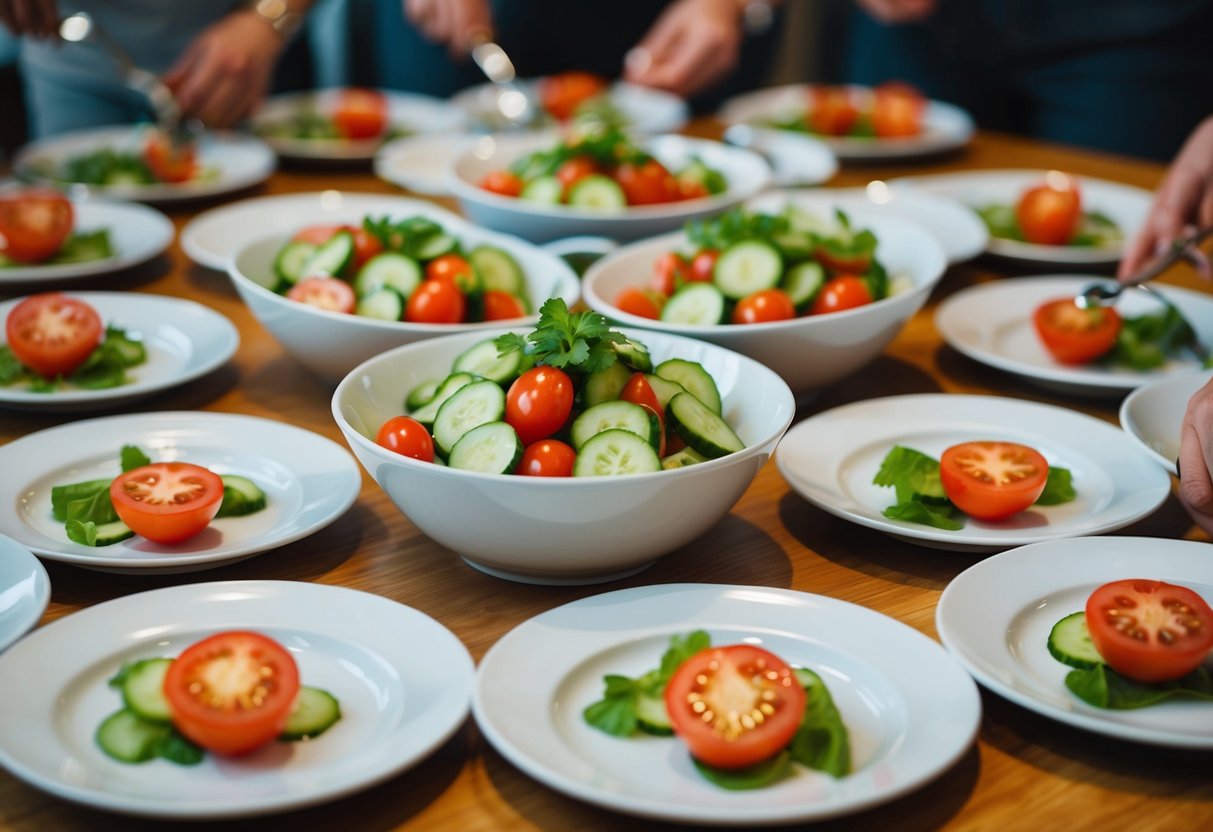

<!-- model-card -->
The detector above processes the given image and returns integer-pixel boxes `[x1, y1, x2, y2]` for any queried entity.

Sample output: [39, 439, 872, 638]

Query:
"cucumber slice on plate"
[432, 379, 507, 456]
[90, 520, 135, 546]
[668, 392, 743, 459]
[216, 474, 268, 518]
[409, 372, 477, 425]
[781, 261, 825, 308]
[574, 429, 661, 476]
[470, 245, 526, 296]
[636, 692, 673, 735]
[274, 241, 317, 286]
[520, 175, 563, 205]
[453, 336, 526, 385]
[1047, 612, 1105, 670]
[661, 283, 726, 326]
[300, 230, 355, 278]
[447, 421, 523, 474]
[115, 658, 173, 722]
[354, 252, 421, 299]
[571, 400, 660, 451]
[713, 240, 783, 300]
[280, 686, 342, 740]
[95, 709, 168, 763]
[655, 358, 721, 414]
[355, 287, 405, 321]
[568, 175, 627, 213]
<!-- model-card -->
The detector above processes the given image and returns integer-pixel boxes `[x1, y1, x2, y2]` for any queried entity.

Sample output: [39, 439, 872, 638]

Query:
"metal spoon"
[468, 33, 539, 130]
[1076, 224, 1213, 309]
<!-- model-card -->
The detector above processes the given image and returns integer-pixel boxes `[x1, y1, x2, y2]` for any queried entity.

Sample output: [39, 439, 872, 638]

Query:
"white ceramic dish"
[0, 199, 174, 283]
[747, 182, 987, 265]
[582, 196, 947, 396]
[227, 196, 579, 382]
[0, 292, 238, 412]
[374, 131, 476, 196]
[452, 79, 688, 134]
[776, 394, 1170, 552]
[474, 583, 980, 825]
[0, 412, 360, 573]
[718, 84, 975, 161]
[251, 88, 465, 162]
[720, 124, 839, 188]
[1119, 369, 1213, 476]
[332, 328, 795, 584]
[14, 125, 275, 204]
[0, 579, 474, 818]
[892, 170, 1152, 265]
[449, 132, 772, 243]
[937, 536, 1213, 747]
[935, 276, 1213, 396]
[0, 535, 50, 653]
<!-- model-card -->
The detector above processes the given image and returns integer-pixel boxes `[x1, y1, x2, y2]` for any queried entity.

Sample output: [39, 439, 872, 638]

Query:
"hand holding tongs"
[1076, 224, 1213, 309]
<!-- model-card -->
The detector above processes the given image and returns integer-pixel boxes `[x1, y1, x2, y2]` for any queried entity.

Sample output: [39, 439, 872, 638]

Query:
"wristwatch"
[249, 0, 305, 40]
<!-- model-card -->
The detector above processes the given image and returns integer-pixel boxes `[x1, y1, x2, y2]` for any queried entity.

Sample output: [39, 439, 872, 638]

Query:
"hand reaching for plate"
[403, 0, 493, 56]
[623, 0, 745, 99]
[1178, 373, 1213, 536]
[0, 0, 58, 38]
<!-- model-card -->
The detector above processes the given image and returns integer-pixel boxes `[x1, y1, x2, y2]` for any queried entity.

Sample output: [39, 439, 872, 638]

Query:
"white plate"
[892, 170, 1152, 265]
[718, 125, 839, 189]
[0, 292, 238, 411]
[0, 412, 360, 573]
[747, 183, 987, 265]
[935, 276, 1213, 396]
[374, 131, 477, 196]
[775, 394, 1170, 552]
[0, 579, 474, 818]
[937, 536, 1213, 747]
[718, 84, 974, 161]
[0, 535, 49, 653]
[14, 126, 276, 204]
[1119, 369, 1213, 476]
[251, 88, 465, 162]
[473, 583, 980, 825]
[452, 79, 688, 134]
[0, 199, 174, 284]
[181, 191, 424, 271]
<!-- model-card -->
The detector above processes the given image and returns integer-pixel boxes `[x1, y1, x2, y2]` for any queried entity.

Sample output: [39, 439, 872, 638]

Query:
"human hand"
[1178, 374, 1213, 536]
[623, 0, 744, 99]
[162, 10, 286, 128]
[1119, 115, 1213, 279]
[855, 0, 938, 24]
[403, 0, 492, 56]
[0, 0, 58, 38]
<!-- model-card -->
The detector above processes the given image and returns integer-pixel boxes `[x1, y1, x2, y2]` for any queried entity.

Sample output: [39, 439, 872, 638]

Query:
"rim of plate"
[452, 79, 689, 134]
[0, 534, 50, 653]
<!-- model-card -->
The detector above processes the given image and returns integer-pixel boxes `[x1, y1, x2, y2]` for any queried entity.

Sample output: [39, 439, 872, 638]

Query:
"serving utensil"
[467, 32, 539, 129]
[1076, 224, 1213, 309]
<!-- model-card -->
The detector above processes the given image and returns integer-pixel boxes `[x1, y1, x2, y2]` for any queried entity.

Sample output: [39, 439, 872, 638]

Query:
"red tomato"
[678, 179, 710, 200]
[538, 71, 608, 120]
[291, 224, 345, 246]
[425, 254, 476, 292]
[809, 275, 872, 315]
[614, 159, 680, 206]
[815, 247, 873, 274]
[516, 438, 577, 477]
[651, 251, 689, 295]
[287, 276, 356, 314]
[1033, 298, 1122, 364]
[1085, 579, 1213, 684]
[620, 372, 666, 456]
[163, 631, 301, 756]
[505, 366, 574, 446]
[665, 645, 806, 770]
[556, 156, 600, 194]
[376, 415, 435, 462]
[614, 287, 665, 319]
[0, 190, 73, 263]
[807, 86, 859, 136]
[406, 278, 466, 323]
[1017, 175, 1082, 245]
[4, 292, 103, 378]
[482, 289, 528, 321]
[480, 170, 525, 198]
[143, 132, 197, 183]
[333, 88, 388, 139]
[871, 82, 924, 138]
[939, 441, 1049, 521]
[110, 462, 225, 544]
[349, 227, 383, 271]
[689, 249, 719, 283]
[733, 289, 796, 324]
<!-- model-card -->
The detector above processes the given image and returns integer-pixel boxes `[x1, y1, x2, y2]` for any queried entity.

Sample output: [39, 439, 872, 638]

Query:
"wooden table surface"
[2, 126, 1212, 831]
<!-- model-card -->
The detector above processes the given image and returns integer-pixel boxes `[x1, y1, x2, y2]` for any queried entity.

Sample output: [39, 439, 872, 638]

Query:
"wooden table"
[3, 128, 1212, 831]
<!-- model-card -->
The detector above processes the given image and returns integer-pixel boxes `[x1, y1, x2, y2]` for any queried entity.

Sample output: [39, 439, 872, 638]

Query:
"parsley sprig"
[495, 298, 628, 373]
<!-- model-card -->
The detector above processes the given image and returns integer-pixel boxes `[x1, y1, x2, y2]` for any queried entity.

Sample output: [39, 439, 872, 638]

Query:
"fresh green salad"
[978, 203, 1122, 248]
[0, 229, 112, 269]
[0, 325, 143, 392]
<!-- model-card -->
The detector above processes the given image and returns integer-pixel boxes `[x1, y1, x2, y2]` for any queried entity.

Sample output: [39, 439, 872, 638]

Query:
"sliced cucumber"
[784, 204, 834, 236]
[115, 658, 173, 722]
[613, 338, 652, 373]
[573, 429, 661, 477]
[772, 231, 815, 260]
[300, 230, 355, 278]
[713, 240, 783, 300]
[414, 232, 457, 261]
[92, 520, 135, 546]
[584, 361, 632, 407]
[520, 175, 563, 205]
[281, 686, 342, 741]
[405, 379, 441, 411]
[355, 287, 405, 321]
[655, 358, 721, 414]
[781, 261, 825, 308]
[354, 252, 421, 299]
[571, 400, 660, 451]
[409, 372, 477, 425]
[661, 447, 709, 470]
[568, 175, 627, 213]
[432, 379, 507, 456]
[453, 337, 525, 385]
[635, 692, 673, 735]
[661, 282, 725, 326]
[1047, 612, 1104, 670]
[470, 246, 526, 296]
[274, 241, 317, 286]
[447, 421, 523, 474]
[96, 709, 168, 764]
[668, 392, 743, 459]
[216, 475, 268, 518]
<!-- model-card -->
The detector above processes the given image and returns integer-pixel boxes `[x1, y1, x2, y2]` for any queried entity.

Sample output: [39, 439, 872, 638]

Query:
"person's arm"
[402, 0, 493, 56]
[1178, 375, 1213, 535]
[0, 0, 57, 38]
[854, 0, 937, 24]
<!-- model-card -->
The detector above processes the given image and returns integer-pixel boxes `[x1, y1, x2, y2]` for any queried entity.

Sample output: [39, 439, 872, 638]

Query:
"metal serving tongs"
[467, 30, 540, 129]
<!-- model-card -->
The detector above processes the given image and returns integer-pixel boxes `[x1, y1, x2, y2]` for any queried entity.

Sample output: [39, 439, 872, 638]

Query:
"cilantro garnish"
[495, 298, 628, 372]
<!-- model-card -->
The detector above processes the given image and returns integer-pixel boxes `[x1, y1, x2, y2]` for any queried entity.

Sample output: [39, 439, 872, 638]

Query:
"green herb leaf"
[583, 674, 640, 737]
[873, 445, 947, 504]
[1065, 665, 1213, 709]
[65, 519, 98, 546]
[50, 478, 110, 522]
[656, 630, 711, 687]
[121, 445, 152, 472]
[1035, 466, 1076, 505]
[0, 346, 32, 384]
[496, 298, 626, 372]
[789, 668, 851, 777]
[692, 752, 792, 790]
[66, 485, 120, 525]
[154, 729, 205, 765]
[882, 499, 964, 531]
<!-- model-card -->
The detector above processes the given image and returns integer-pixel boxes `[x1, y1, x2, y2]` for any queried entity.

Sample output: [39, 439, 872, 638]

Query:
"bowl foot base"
[460, 556, 657, 586]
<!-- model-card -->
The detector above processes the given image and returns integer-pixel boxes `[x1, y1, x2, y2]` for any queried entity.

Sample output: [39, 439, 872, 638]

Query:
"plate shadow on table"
[0, 253, 172, 299]
[184, 261, 242, 303]
[792, 355, 945, 427]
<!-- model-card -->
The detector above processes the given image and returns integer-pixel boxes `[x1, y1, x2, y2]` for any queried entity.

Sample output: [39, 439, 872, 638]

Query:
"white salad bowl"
[581, 198, 948, 396]
[331, 327, 795, 585]
[227, 199, 580, 382]
[448, 132, 772, 244]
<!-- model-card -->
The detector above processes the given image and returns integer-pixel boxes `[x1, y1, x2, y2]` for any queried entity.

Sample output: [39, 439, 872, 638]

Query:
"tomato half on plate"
[0, 189, 74, 264]
[939, 441, 1049, 521]
[110, 462, 225, 544]
[538, 71, 608, 121]
[1085, 579, 1213, 683]
[1016, 175, 1081, 245]
[665, 644, 805, 770]
[4, 292, 103, 379]
[1033, 297, 1121, 364]
[143, 132, 198, 183]
[164, 631, 301, 756]
[333, 88, 388, 140]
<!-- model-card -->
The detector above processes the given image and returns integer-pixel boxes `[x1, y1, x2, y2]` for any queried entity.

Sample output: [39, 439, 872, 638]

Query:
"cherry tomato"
[665, 644, 806, 770]
[0, 189, 73, 263]
[5, 292, 103, 378]
[938, 441, 1049, 521]
[1033, 297, 1122, 364]
[1085, 579, 1213, 684]
[291, 224, 345, 246]
[733, 289, 796, 324]
[651, 251, 689, 295]
[620, 372, 666, 456]
[614, 287, 665, 319]
[814, 246, 873, 274]
[348, 227, 383, 271]
[871, 82, 924, 138]
[516, 438, 577, 477]
[163, 631, 301, 756]
[482, 289, 528, 321]
[143, 131, 197, 183]
[809, 275, 872, 315]
[505, 366, 574, 446]
[678, 178, 711, 200]
[480, 170, 525, 198]
[287, 276, 356, 314]
[1017, 174, 1082, 245]
[406, 278, 466, 323]
[110, 462, 225, 544]
[614, 159, 680, 206]
[376, 415, 435, 462]
[689, 249, 719, 283]
[332, 88, 388, 140]
[807, 86, 860, 136]
[538, 71, 608, 120]
[425, 253, 476, 292]
[556, 156, 600, 194]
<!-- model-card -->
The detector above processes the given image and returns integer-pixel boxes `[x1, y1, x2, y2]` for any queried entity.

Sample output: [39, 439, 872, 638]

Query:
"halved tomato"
[482, 289, 528, 321]
[665, 644, 806, 769]
[1017, 174, 1081, 245]
[614, 287, 665, 319]
[939, 441, 1048, 520]
[4, 292, 103, 378]
[613, 159, 680, 206]
[871, 82, 924, 138]
[538, 71, 608, 121]
[110, 462, 225, 544]
[807, 86, 859, 136]
[1085, 579, 1213, 683]
[480, 170, 524, 197]
[0, 189, 74, 263]
[1033, 297, 1121, 364]
[163, 631, 301, 756]
[287, 276, 357, 314]
[143, 132, 197, 183]
[333, 88, 388, 139]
